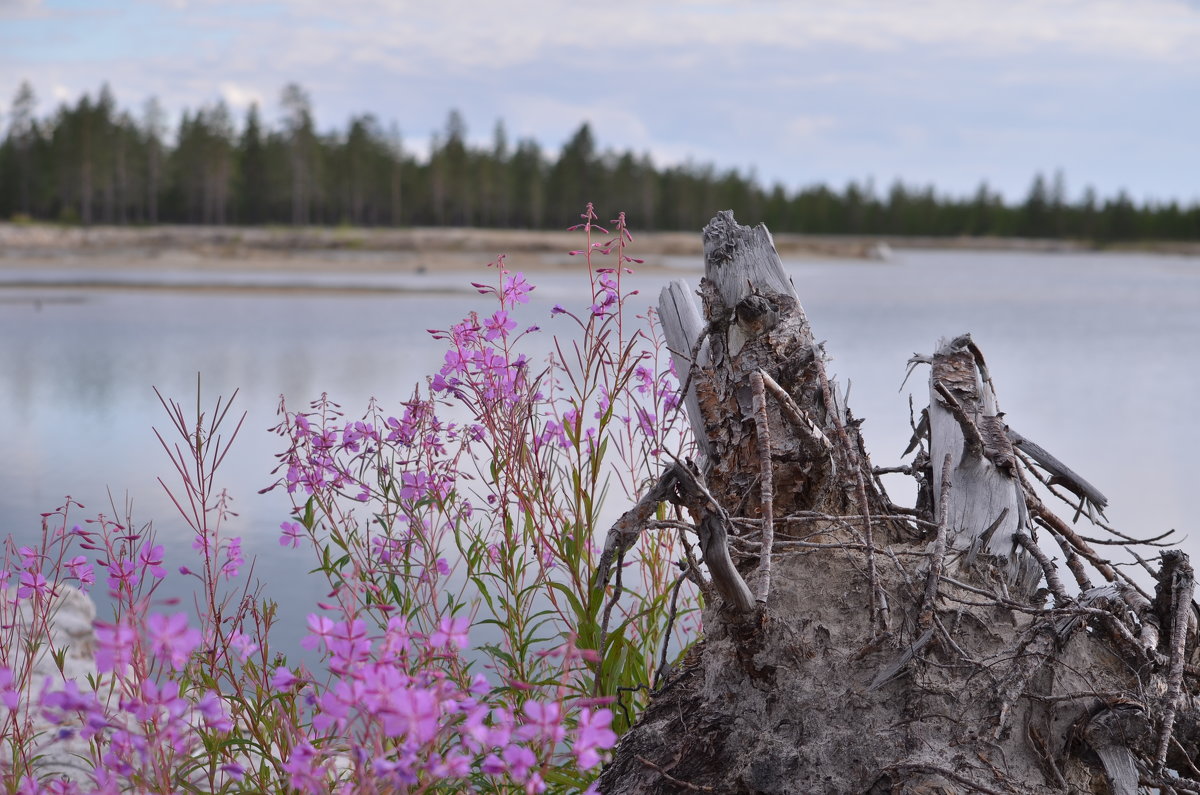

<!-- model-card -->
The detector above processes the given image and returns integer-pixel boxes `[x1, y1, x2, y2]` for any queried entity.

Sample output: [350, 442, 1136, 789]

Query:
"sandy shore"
[0, 223, 886, 276]
[0, 224, 1194, 294]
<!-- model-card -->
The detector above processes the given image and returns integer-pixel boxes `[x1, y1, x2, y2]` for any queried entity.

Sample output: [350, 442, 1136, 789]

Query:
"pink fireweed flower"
[271, 666, 298, 690]
[104, 556, 139, 594]
[64, 555, 95, 591]
[131, 678, 188, 723]
[380, 685, 440, 744]
[429, 616, 470, 650]
[574, 707, 618, 769]
[17, 546, 40, 568]
[481, 752, 505, 776]
[227, 629, 259, 662]
[379, 615, 412, 661]
[0, 667, 21, 710]
[281, 740, 324, 792]
[40, 679, 103, 727]
[137, 543, 167, 579]
[502, 744, 537, 781]
[326, 618, 372, 672]
[145, 612, 202, 670]
[502, 272, 534, 305]
[518, 699, 565, 744]
[483, 310, 517, 341]
[195, 690, 234, 732]
[16, 570, 48, 599]
[279, 521, 304, 548]
[221, 537, 244, 579]
[94, 620, 137, 674]
[301, 613, 337, 651]
[313, 677, 366, 733]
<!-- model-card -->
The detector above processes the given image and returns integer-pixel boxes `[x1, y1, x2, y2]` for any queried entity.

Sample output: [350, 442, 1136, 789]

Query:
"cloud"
[3, 0, 1198, 201]
[219, 81, 263, 111]
[248, 0, 1200, 67]
[0, 0, 41, 17]
[785, 115, 837, 139]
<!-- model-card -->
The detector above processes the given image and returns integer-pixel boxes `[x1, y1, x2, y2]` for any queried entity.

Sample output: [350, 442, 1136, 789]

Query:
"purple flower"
[379, 615, 412, 660]
[219, 763, 245, 782]
[94, 620, 137, 674]
[195, 690, 233, 732]
[279, 521, 304, 548]
[16, 570, 48, 600]
[383, 686, 440, 744]
[301, 614, 336, 651]
[481, 753, 505, 776]
[41, 679, 101, 725]
[483, 310, 517, 341]
[502, 272, 534, 305]
[574, 707, 618, 769]
[103, 559, 139, 598]
[503, 744, 536, 780]
[64, 555, 95, 591]
[0, 667, 21, 710]
[270, 666, 298, 691]
[281, 740, 323, 792]
[327, 618, 372, 672]
[221, 537, 244, 580]
[17, 546, 39, 568]
[145, 612, 202, 670]
[138, 543, 167, 579]
[518, 700, 565, 743]
[429, 616, 470, 650]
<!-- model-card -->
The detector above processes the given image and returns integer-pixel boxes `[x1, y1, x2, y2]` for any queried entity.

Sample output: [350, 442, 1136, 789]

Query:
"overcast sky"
[2, 0, 1198, 204]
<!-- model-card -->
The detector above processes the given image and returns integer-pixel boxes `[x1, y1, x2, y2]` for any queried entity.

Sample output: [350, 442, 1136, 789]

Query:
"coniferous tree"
[0, 81, 1195, 241]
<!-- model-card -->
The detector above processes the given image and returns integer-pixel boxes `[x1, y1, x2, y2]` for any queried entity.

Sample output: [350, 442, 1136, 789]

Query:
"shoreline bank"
[6, 223, 1193, 261]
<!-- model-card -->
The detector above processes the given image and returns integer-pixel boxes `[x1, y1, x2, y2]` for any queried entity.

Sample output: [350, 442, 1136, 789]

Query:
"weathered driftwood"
[595, 211, 1200, 794]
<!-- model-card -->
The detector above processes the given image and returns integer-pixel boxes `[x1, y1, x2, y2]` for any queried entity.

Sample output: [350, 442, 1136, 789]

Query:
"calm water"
[2, 248, 1198, 653]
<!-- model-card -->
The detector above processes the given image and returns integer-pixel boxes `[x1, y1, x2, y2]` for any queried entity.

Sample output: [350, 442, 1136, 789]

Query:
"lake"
[2, 246, 1198, 656]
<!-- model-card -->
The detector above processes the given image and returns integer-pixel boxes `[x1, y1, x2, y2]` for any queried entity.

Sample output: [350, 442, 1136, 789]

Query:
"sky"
[1, 0, 1198, 204]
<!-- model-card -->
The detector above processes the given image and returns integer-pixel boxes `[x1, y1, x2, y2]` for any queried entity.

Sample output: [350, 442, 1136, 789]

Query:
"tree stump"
[596, 211, 1199, 794]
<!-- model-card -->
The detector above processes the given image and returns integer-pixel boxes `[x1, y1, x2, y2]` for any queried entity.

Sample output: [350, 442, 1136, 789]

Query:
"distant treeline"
[1, 81, 1197, 241]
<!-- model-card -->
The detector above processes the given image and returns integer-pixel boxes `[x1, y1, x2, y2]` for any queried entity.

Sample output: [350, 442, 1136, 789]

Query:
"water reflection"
[1, 249, 1198, 658]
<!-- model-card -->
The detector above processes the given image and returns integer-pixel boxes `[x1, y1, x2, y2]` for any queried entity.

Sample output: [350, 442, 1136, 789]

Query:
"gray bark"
[597, 211, 1200, 794]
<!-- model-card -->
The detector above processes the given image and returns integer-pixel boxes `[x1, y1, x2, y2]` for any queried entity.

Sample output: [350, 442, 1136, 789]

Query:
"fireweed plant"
[0, 206, 701, 793]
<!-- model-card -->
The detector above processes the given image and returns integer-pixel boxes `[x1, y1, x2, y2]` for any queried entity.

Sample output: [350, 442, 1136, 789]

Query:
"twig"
[668, 463, 755, 613]
[749, 371, 774, 605]
[595, 549, 627, 698]
[883, 763, 1008, 795]
[635, 755, 715, 792]
[1012, 533, 1070, 605]
[1023, 483, 1118, 583]
[758, 368, 832, 453]
[933, 380, 985, 460]
[653, 568, 692, 690]
[1039, 524, 1095, 591]
[816, 359, 884, 632]
[1155, 551, 1194, 771]
[920, 454, 952, 629]
[595, 468, 678, 588]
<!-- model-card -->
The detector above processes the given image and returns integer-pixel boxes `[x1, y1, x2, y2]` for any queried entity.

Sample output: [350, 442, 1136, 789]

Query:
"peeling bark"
[596, 211, 1200, 794]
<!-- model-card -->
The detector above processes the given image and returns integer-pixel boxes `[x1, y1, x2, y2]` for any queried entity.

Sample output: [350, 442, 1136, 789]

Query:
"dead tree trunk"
[596, 211, 1200, 794]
